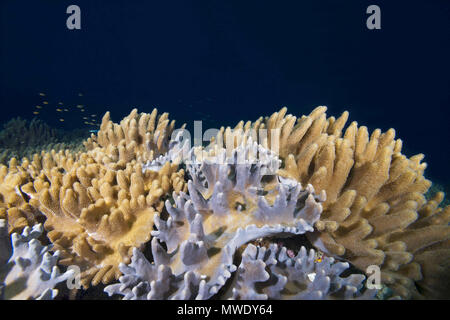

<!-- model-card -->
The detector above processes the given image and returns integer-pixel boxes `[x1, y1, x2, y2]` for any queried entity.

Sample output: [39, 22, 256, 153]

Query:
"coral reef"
[105, 141, 324, 299]
[214, 107, 450, 299]
[0, 109, 187, 288]
[27, 158, 184, 288]
[0, 117, 86, 165]
[0, 106, 448, 300]
[0, 219, 73, 299]
[0, 158, 46, 235]
[226, 243, 376, 300]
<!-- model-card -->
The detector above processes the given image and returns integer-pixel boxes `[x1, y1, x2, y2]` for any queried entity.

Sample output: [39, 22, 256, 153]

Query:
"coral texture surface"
[0, 107, 448, 300]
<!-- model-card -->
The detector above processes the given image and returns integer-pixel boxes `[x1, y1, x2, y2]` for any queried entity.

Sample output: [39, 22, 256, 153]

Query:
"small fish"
[43, 101, 48, 105]
[78, 93, 83, 96]
[77, 105, 84, 108]
[89, 129, 99, 134]
[33, 111, 39, 115]
[59, 119, 64, 122]
[58, 102, 63, 105]
[91, 114, 96, 117]
[81, 109, 85, 112]
[314, 251, 324, 263]
[64, 109, 68, 111]
[84, 121, 90, 125]
[39, 93, 46, 96]
[83, 117, 88, 120]
[36, 106, 42, 109]
[56, 108, 62, 112]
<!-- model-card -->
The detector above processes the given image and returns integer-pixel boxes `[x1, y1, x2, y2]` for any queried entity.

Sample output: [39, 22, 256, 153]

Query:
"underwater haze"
[1, 0, 449, 185]
[2, 0, 449, 188]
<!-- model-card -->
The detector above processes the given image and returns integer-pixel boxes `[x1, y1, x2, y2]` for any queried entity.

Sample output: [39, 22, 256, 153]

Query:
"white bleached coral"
[227, 243, 377, 300]
[0, 220, 74, 300]
[105, 141, 324, 299]
[104, 240, 210, 300]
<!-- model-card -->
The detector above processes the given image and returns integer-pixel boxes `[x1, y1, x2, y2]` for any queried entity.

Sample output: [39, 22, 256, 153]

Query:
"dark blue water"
[1, 0, 449, 186]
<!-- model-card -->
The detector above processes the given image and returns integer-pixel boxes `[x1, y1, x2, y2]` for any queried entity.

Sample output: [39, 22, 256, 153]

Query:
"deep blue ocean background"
[0, 0, 449, 188]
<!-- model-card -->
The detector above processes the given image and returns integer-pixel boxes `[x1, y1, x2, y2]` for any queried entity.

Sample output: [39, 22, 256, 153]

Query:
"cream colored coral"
[23, 158, 184, 287]
[381, 192, 450, 299]
[0, 159, 43, 234]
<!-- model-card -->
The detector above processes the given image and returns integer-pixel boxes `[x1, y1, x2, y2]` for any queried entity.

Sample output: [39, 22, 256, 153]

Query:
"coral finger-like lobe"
[84, 108, 180, 166]
[227, 243, 377, 300]
[104, 241, 210, 300]
[105, 141, 324, 299]
[0, 220, 74, 300]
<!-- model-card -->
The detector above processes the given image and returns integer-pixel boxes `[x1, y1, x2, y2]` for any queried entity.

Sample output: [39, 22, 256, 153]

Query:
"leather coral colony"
[0, 107, 448, 300]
